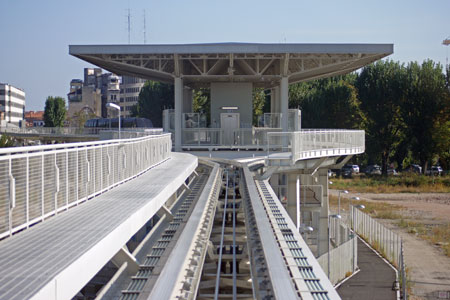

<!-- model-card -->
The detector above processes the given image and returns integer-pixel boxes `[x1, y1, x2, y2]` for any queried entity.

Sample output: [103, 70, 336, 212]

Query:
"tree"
[44, 96, 67, 127]
[131, 81, 174, 127]
[401, 60, 450, 172]
[289, 75, 362, 130]
[0, 135, 15, 148]
[356, 60, 406, 174]
[252, 88, 267, 126]
[192, 88, 211, 126]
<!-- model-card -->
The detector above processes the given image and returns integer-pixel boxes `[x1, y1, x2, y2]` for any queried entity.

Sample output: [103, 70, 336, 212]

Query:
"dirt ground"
[332, 191, 450, 300]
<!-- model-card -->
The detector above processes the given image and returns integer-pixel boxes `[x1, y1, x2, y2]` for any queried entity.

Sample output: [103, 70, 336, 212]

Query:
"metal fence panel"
[0, 134, 171, 239]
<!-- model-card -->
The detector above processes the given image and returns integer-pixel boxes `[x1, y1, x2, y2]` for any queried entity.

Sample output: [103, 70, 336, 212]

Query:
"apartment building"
[120, 76, 146, 117]
[0, 83, 25, 126]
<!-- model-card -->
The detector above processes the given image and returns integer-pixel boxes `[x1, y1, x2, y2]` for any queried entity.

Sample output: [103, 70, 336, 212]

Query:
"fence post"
[26, 156, 29, 227]
[41, 153, 44, 218]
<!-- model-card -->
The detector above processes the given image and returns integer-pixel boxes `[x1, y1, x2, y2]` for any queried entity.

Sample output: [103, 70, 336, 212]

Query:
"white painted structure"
[69, 43, 393, 151]
[0, 83, 25, 126]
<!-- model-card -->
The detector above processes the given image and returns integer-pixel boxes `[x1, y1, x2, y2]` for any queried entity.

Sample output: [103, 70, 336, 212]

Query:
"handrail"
[267, 129, 365, 163]
[0, 133, 172, 239]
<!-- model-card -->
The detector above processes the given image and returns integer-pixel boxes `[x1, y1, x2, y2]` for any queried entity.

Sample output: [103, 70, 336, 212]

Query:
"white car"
[351, 165, 360, 174]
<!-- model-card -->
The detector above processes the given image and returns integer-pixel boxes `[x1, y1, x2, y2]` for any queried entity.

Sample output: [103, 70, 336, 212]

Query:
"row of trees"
[290, 60, 449, 173]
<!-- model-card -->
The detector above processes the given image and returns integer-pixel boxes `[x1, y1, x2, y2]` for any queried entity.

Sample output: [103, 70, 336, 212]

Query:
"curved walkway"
[337, 238, 397, 300]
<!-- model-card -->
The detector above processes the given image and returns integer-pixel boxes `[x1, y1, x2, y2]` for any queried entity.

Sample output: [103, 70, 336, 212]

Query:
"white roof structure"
[69, 42, 393, 88]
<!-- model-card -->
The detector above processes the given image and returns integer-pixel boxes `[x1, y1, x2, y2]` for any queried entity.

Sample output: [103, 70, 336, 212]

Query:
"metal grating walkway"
[0, 152, 197, 300]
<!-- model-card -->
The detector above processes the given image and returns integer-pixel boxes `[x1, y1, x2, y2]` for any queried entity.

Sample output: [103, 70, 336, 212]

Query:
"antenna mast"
[443, 37, 450, 69]
[127, 7, 131, 44]
[143, 9, 147, 44]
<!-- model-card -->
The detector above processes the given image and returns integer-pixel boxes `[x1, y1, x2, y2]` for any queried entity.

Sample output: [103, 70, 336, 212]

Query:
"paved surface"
[0, 153, 197, 300]
[337, 238, 397, 300]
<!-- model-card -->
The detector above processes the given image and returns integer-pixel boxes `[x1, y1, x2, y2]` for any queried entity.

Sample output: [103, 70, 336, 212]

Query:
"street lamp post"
[106, 102, 121, 140]
[328, 214, 341, 279]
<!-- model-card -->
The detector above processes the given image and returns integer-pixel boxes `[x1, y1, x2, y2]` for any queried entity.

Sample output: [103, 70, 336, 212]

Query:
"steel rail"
[242, 166, 300, 300]
[214, 170, 229, 300]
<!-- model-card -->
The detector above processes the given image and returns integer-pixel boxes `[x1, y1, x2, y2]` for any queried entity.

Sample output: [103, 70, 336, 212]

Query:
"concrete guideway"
[0, 152, 197, 300]
[336, 238, 396, 300]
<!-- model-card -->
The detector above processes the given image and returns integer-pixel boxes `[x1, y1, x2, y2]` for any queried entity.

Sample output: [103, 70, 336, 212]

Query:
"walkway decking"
[0, 152, 197, 300]
[337, 238, 396, 300]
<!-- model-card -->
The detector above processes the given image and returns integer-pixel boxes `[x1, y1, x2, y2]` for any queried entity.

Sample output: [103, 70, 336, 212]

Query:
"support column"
[317, 168, 330, 257]
[270, 88, 276, 114]
[280, 77, 289, 132]
[174, 77, 183, 151]
[183, 88, 193, 113]
[275, 86, 280, 114]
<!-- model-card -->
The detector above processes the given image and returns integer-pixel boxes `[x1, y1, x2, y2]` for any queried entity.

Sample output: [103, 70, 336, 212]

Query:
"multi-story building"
[0, 83, 25, 127]
[68, 68, 145, 124]
[120, 76, 146, 117]
[99, 73, 120, 118]
[68, 69, 123, 126]
[67, 81, 102, 127]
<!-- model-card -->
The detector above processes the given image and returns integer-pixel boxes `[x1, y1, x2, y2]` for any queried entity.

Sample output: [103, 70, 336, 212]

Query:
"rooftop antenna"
[443, 36, 450, 69]
[143, 9, 147, 44]
[127, 4, 131, 44]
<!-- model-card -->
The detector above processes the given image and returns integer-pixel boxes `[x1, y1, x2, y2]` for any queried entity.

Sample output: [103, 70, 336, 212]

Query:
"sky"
[0, 0, 449, 111]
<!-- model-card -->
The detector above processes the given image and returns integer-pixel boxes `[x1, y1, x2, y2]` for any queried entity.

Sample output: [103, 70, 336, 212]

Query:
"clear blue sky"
[1, 0, 449, 111]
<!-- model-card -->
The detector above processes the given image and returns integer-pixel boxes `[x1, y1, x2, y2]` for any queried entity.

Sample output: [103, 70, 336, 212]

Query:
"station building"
[70, 42, 393, 257]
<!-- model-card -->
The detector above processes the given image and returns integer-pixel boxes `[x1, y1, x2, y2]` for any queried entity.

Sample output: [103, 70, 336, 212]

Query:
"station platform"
[0, 152, 197, 300]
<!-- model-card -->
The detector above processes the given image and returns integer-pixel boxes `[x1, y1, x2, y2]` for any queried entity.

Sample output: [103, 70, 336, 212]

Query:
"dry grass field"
[329, 176, 450, 299]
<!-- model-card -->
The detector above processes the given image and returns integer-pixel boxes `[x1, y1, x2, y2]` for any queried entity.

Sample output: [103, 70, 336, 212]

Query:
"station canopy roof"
[69, 42, 393, 88]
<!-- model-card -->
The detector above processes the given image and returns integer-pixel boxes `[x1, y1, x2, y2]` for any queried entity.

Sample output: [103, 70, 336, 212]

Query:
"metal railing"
[352, 207, 401, 267]
[352, 207, 407, 298]
[0, 127, 163, 136]
[0, 134, 172, 239]
[317, 237, 356, 285]
[180, 127, 282, 148]
[267, 129, 365, 163]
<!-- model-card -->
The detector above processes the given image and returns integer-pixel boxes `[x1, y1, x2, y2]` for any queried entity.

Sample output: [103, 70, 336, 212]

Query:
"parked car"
[427, 166, 443, 176]
[365, 164, 382, 175]
[342, 164, 359, 174]
[387, 167, 399, 176]
[328, 169, 336, 177]
[405, 164, 422, 174]
[341, 165, 354, 178]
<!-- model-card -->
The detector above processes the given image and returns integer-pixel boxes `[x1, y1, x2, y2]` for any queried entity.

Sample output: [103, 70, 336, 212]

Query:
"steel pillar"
[317, 168, 330, 257]
[174, 77, 183, 151]
[280, 77, 289, 132]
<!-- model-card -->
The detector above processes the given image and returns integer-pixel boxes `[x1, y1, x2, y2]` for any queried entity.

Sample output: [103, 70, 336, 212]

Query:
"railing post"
[100, 147, 103, 192]
[66, 151, 69, 209]
[9, 158, 15, 236]
[26, 155, 29, 227]
[86, 150, 90, 201]
[76, 148, 79, 205]
[41, 153, 44, 218]
[54, 153, 60, 214]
